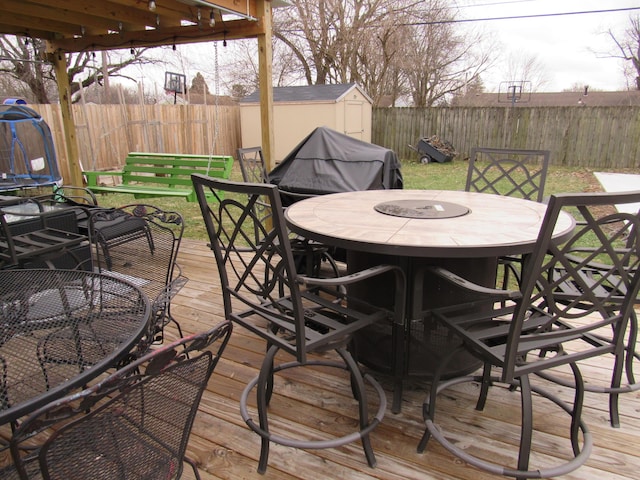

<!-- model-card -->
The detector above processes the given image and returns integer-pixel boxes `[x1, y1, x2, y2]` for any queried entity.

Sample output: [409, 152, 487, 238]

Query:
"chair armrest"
[298, 264, 404, 287]
[299, 264, 407, 325]
[426, 266, 521, 300]
[166, 267, 189, 300]
[51, 185, 99, 206]
[151, 266, 188, 311]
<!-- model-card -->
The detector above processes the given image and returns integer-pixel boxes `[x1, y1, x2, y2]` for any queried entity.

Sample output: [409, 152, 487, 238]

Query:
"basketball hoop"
[498, 80, 531, 106]
[164, 71, 186, 104]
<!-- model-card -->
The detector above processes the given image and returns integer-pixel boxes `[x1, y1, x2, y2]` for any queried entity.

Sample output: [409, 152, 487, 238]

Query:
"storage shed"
[240, 83, 372, 161]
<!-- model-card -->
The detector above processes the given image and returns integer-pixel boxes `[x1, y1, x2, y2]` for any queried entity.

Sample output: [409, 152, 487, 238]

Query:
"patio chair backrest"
[503, 190, 640, 381]
[237, 146, 269, 184]
[466, 147, 550, 202]
[8, 322, 232, 480]
[89, 204, 187, 348]
[193, 174, 405, 366]
[192, 175, 314, 360]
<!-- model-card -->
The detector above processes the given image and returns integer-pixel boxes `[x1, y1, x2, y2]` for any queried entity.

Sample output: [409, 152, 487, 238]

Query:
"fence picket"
[32, 104, 639, 182]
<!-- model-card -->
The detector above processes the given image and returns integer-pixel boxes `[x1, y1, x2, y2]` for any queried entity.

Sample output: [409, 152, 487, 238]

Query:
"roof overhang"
[0, 0, 286, 53]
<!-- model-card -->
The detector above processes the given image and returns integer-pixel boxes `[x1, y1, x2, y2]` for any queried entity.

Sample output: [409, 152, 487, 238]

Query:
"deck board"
[173, 239, 640, 480]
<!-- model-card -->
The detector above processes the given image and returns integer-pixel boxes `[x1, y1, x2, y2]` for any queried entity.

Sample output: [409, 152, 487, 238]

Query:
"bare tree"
[217, 37, 301, 98]
[266, 0, 493, 107]
[272, 0, 425, 104]
[503, 52, 549, 93]
[0, 35, 156, 103]
[606, 15, 640, 90]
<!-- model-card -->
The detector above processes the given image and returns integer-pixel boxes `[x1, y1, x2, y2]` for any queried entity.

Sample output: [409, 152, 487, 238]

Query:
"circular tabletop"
[285, 189, 576, 258]
[0, 269, 150, 425]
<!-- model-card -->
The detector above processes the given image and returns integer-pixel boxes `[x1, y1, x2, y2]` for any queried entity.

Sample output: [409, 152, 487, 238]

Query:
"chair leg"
[475, 362, 492, 411]
[516, 375, 534, 475]
[256, 344, 279, 474]
[239, 345, 387, 474]
[337, 347, 376, 468]
[184, 456, 202, 480]
[422, 373, 593, 478]
[390, 319, 406, 414]
[417, 345, 461, 453]
[569, 362, 585, 454]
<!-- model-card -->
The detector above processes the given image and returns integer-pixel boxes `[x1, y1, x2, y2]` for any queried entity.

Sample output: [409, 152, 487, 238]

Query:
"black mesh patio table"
[0, 268, 150, 425]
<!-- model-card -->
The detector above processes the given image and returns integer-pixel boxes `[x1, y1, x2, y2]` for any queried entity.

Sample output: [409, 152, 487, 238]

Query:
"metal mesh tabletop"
[0, 269, 150, 425]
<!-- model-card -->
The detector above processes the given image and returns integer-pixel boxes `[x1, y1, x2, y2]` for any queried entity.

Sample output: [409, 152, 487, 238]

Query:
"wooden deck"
[173, 239, 640, 480]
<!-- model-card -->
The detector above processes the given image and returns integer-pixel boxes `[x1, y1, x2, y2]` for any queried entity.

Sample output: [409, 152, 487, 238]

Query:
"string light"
[148, 0, 156, 12]
[209, 9, 215, 28]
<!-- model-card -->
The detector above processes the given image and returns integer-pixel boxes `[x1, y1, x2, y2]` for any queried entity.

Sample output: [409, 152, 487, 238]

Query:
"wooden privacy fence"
[32, 104, 640, 182]
[33, 103, 241, 183]
[374, 106, 640, 169]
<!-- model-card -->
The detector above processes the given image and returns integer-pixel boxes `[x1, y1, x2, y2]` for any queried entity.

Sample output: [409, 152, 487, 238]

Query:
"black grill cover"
[269, 127, 402, 204]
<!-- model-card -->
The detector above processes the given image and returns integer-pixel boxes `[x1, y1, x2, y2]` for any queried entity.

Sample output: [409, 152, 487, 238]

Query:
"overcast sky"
[456, 0, 640, 92]
[127, 0, 640, 98]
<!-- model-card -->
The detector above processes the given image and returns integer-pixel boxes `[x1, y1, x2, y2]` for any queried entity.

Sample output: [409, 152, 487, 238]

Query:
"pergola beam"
[46, 19, 265, 53]
[0, 0, 278, 187]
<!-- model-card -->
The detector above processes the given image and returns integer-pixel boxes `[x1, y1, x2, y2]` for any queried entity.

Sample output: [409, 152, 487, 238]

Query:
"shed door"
[344, 101, 364, 139]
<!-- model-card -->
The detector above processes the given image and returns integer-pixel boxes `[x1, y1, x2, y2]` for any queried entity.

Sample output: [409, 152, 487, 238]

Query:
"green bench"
[83, 152, 234, 202]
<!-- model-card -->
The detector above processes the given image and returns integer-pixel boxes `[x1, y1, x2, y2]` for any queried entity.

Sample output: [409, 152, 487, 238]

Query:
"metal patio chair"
[536, 200, 640, 427]
[465, 147, 550, 202]
[89, 204, 188, 346]
[0, 199, 88, 270]
[417, 190, 640, 478]
[466, 147, 551, 293]
[237, 146, 340, 277]
[2, 322, 232, 480]
[192, 174, 406, 474]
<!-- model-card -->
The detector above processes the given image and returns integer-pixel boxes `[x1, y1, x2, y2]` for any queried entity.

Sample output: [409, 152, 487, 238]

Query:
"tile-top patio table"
[285, 189, 575, 412]
[0, 268, 150, 426]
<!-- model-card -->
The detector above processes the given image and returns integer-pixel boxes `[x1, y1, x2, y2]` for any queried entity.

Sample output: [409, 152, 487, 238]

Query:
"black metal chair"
[192, 174, 406, 474]
[34, 185, 100, 235]
[465, 147, 550, 202]
[237, 146, 269, 186]
[417, 190, 640, 478]
[0, 199, 88, 270]
[2, 322, 232, 480]
[237, 146, 340, 277]
[536, 202, 640, 427]
[466, 147, 552, 294]
[89, 204, 188, 346]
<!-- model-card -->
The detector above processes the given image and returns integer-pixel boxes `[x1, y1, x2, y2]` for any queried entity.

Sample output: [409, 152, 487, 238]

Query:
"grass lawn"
[90, 159, 614, 242]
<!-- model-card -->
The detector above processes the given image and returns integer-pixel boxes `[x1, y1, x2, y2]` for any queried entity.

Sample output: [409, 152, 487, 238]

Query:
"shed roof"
[240, 83, 371, 104]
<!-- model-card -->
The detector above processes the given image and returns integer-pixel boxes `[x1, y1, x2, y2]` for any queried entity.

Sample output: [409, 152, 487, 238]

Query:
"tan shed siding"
[240, 84, 374, 161]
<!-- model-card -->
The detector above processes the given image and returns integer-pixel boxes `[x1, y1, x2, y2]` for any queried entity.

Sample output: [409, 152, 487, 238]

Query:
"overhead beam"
[25, 0, 175, 32]
[46, 18, 264, 52]
[176, 0, 258, 19]
[0, 11, 82, 37]
[0, 1, 121, 36]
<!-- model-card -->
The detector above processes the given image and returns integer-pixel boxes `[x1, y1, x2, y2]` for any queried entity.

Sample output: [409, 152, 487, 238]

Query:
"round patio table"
[0, 268, 150, 425]
[285, 189, 575, 412]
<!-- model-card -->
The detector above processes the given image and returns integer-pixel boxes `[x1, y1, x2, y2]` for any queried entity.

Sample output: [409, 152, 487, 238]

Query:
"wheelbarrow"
[409, 136, 455, 164]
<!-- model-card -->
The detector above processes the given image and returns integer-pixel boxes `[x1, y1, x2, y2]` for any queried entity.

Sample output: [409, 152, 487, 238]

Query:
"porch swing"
[0, 103, 63, 193]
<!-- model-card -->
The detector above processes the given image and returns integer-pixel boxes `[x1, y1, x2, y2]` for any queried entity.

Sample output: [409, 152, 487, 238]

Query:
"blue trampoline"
[0, 104, 62, 192]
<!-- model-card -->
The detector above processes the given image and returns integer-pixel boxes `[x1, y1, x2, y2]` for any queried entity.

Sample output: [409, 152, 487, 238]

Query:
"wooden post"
[257, 0, 275, 170]
[51, 51, 83, 187]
